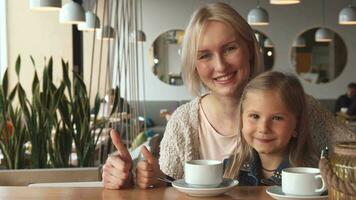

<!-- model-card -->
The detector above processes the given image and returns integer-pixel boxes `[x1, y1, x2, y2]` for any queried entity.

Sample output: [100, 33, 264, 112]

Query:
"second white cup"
[184, 160, 223, 187]
[282, 167, 327, 196]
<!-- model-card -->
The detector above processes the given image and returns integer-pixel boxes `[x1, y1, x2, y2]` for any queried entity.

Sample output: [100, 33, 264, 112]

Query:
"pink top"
[198, 103, 238, 161]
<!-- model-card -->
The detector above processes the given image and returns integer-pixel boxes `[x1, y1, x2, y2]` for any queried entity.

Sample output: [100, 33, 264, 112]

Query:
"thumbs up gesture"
[136, 146, 166, 189]
[102, 129, 133, 189]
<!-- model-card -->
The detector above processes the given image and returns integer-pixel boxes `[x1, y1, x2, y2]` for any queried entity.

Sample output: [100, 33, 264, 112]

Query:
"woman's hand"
[102, 129, 133, 189]
[136, 146, 167, 189]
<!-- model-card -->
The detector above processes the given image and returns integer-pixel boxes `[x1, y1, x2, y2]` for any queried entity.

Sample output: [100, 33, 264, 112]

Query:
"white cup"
[282, 167, 327, 196]
[340, 107, 348, 113]
[184, 160, 223, 187]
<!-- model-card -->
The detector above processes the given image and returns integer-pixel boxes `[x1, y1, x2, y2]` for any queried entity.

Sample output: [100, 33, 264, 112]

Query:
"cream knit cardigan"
[158, 96, 356, 180]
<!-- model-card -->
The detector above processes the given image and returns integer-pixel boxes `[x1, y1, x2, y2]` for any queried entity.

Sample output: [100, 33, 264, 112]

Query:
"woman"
[102, 2, 356, 189]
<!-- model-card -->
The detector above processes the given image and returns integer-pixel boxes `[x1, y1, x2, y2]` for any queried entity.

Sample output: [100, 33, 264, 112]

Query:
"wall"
[0, 0, 7, 79]
[6, 0, 356, 102]
[6, 0, 110, 103]
[6, 0, 72, 98]
[140, 0, 356, 101]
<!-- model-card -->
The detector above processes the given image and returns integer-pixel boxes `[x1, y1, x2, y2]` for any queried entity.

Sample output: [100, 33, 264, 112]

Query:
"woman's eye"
[198, 53, 211, 60]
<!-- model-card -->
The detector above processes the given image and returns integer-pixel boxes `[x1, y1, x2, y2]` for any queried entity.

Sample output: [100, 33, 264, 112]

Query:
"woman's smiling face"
[195, 20, 251, 97]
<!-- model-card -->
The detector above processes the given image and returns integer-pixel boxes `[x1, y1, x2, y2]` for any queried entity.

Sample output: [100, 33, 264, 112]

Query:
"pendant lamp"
[59, 1, 85, 24]
[29, 0, 61, 11]
[131, 30, 146, 42]
[78, 11, 100, 31]
[248, 5, 269, 26]
[264, 38, 274, 48]
[315, 0, 332, 42]
[315, 28, 333, 42]
[339, 4, 356, 25]
[270, 0, 300, 5]
[96, 25, 116, 40]
[292, 36, 306, 47]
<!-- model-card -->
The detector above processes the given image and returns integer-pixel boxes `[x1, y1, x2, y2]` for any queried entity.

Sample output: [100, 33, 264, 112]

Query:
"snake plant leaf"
[0, 89, 4, 112]
[57, 97, 72, 128]
[15, 55, 21, 78]
[30, 55, 36, 67]
[42, 65, 49, 97]
[110, 86, 119, 116]
[17, 84, 30, 120]
[47, 57, 53, 82]
[92, 93, 101, 116]
[32, 71, 40, 94]
[52, 83, 65, 111]
[2, 68, 8, 97]
[61, 60, 70, 87]
[8, 85, 17, 102]
[0, 142, 12, 169]
[74, 74, 87, 96]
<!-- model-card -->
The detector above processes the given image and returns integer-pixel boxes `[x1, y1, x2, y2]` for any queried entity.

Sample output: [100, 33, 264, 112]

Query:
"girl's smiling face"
[241, 90, 297, 157]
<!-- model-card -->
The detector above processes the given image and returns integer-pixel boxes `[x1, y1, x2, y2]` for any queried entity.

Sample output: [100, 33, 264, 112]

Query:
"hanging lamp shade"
[29, 0, 61, 11]
[131, 30, 146, 42]
[78, 11, 100, 31]
[59, 1, 85, 24]
[339, 5, 356, 25]
[248, 6, 269, 26]
[292, 36, 306, 47]
[96, 26, 116, 40]
[264, 38, 274, 47]
[136, 30, 146, 42]
[315, 28, 333, 42]
[270, 0, 300, 5]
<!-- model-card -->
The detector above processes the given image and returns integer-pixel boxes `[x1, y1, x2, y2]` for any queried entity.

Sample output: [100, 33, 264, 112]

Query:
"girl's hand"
[136, 146, 167, 189]
[102, 130, 133, 189]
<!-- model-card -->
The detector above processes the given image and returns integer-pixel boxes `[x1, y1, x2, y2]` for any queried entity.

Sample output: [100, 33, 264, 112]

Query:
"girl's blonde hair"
[224, 71, 318, 178]
[181, 2, 264, 96]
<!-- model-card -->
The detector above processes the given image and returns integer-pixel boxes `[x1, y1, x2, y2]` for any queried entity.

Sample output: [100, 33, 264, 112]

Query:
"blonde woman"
[225, 71, 318, 186]
[102, 2, 355, 190]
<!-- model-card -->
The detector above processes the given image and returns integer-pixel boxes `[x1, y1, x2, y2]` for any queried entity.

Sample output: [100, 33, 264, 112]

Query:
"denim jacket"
[237, 151, 290, 186]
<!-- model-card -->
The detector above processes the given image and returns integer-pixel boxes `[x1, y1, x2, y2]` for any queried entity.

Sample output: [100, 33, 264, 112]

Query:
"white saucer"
[172, 178, 239, 197]
[266, 186, 328, 200]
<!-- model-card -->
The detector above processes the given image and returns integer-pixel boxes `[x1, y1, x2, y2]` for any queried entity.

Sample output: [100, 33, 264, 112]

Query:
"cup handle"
[315, 174, 327, 193]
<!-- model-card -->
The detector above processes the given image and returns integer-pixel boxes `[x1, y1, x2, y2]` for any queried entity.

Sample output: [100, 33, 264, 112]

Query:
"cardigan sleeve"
[158, 98, 201, 180]
[158, 108, 187, 180]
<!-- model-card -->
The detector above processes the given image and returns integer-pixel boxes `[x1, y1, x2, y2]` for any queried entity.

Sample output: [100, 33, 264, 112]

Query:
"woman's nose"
[214, 54, 228, 71]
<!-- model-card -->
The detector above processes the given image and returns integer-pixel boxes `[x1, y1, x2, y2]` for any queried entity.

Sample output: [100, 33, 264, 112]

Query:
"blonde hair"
[181, 2, 264, 96]
[224, 71, 317, 178]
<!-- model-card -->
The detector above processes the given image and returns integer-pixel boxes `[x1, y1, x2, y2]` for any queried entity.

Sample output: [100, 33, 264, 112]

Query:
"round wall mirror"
[149, 29, 184, 86]
[291, 28, 347, 84]
[254, 30, 275, 71]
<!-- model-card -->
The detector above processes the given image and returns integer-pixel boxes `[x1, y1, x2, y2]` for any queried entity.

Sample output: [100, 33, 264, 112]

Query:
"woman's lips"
[213, 71, 237, 84]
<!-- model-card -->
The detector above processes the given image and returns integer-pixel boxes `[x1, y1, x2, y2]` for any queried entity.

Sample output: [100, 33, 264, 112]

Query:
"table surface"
[0, 186, 274, 200]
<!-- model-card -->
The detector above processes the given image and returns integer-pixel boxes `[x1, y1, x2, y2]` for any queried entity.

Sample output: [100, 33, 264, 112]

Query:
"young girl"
[224, 71, 318, 186]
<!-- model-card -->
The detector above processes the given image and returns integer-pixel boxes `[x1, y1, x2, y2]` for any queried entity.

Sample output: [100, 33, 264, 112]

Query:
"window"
[0, 0, 7, 81]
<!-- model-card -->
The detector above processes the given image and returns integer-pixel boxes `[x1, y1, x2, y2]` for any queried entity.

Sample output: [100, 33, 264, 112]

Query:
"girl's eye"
[249, 114, 259, 119]
[272, 116, 284, 121]
[223, 46, 236, 54]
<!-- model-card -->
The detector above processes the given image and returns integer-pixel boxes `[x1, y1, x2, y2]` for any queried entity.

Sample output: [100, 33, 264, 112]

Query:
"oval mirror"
[149, 29, 184, 86]
[254, 30, 275, 71]
[291, 28, 347, 84]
